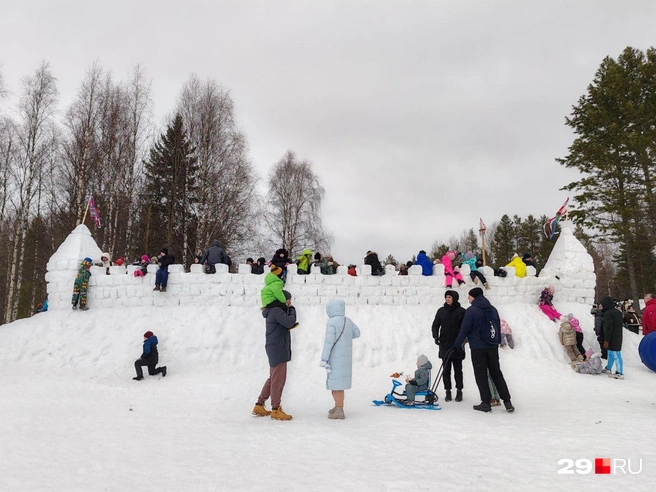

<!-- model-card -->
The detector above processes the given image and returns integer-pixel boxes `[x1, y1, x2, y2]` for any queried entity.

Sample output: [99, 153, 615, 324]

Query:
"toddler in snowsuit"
[133, 255, 150, 277]
[133, 331, 167, 380]
[441, 251, 465, 288]
[404, 354, 432, 405]
[566, 313, 586, 358]
[570, 349, 602, 374]
[539, 285, 562, 322]
[71, 258, 92, 310]
[261, 265, 287, 308]
[500, 319, 514, 349]
[559, 320, 582, 362]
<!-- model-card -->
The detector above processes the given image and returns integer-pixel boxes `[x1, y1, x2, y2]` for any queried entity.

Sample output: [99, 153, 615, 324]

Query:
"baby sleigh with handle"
[372, 349, 453, 411]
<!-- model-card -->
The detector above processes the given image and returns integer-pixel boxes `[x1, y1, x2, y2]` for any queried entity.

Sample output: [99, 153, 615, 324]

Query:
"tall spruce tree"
[558, 46, 656, 307]
[143, 114, 198, 265]
[492, 215, 515, 265]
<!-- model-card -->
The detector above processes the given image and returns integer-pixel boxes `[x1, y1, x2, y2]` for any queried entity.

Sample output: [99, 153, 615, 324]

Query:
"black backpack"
[481, 308, 502, 345]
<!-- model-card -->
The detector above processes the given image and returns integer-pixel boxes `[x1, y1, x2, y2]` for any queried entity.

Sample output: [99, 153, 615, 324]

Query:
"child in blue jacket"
[133, 331, 167, 380]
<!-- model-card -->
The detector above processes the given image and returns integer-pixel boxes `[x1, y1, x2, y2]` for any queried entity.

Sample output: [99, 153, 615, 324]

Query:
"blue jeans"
[156, 268, 169, 287]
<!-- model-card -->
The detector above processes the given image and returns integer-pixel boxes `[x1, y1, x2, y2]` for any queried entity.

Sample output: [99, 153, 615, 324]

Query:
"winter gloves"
[320, 360, 332, 373]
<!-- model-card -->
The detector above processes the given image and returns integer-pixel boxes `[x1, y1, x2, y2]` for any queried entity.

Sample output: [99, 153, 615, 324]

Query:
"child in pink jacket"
[500, 319, 514, 349]
[441, 251, 465, 288]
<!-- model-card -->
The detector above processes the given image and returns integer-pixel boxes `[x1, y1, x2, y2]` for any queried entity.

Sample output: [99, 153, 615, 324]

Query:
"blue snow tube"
[638, 332, 656, 373]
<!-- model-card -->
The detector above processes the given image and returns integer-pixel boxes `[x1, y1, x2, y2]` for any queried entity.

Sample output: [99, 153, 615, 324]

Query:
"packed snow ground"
[0, 301, 654, 492]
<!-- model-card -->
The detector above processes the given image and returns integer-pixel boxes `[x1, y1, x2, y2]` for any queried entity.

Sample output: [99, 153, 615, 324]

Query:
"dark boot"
[473, 402, 492, 412]
[445, 390, 452, 402]
[133, 376, 144, 381]
[160, 286, 167, 293]
[153, 285, 160, 291]
[504, 400, 515, 413]
[161, 366, 167, 377]
[455, 390, 463, 402]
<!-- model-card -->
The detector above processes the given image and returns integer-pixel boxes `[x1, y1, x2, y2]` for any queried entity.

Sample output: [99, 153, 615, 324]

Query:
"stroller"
[372, 349, 454, 411]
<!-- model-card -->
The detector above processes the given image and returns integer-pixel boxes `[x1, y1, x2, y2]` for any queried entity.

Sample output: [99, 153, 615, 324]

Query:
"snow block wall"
[45, 225, 596, 310]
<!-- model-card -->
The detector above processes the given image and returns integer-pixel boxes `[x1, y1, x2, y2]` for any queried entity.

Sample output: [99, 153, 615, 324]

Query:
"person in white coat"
[320, 299, 361, 420]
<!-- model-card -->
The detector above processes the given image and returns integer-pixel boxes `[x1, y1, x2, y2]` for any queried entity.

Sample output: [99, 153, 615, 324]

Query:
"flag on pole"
[544, 197, 569, 239]
[479, 218, 487, 231]
[88, 196, 102, 228]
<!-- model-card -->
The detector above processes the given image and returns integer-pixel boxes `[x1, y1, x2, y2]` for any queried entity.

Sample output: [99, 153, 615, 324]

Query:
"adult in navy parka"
[453, 288, 514, 413]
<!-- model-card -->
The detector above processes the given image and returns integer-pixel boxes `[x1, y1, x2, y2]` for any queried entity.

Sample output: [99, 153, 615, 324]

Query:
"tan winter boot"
[473, 277, 479, 285]
[252, 404, 271, 417]
[328, 407, 345, 419]
[271, 407, 293, 421]
[484, 283, 491, 290]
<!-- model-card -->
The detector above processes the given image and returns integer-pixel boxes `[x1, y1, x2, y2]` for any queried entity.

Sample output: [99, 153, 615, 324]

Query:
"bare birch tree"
[264, 150, 331, 256]
[177, 75, 257, 256]
[4, 61, 58, 323]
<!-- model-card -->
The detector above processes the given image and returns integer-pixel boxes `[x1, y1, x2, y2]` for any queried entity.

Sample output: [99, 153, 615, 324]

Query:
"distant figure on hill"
[600, 297, 624, 379]
[296, 249, 313, 275]
[415, 250, 433, 276]
[200, 239, 231, 274]
[320, 299, 361, 419]
[463, 251, 489, 290]
[324, 253, 339, 275]
[398, 264, 408, 275]
[623, 305, 640, 334]
[522, 253, 537, 273]
[347, 264, 358, 276]
[71, 258, 92, 311]
[364, 251, 384, 276]
[431, 290, 466, 402]
[500, 319, 514, 349]
[154, 248, 174, 292]
[97, 252, 112, 275]
[132, 255, 150, 277]
[271, 248, 293, 282]
[538, 285, 562, 322]
[453, 288, 514, 413]
[505, 253, 527, 278]
[642, 293, 656, 336]
[133, 331, 167, 380]
[253, 290, 299, 421]
[250, 257, 266, 275]
[441, 251, 465, 288]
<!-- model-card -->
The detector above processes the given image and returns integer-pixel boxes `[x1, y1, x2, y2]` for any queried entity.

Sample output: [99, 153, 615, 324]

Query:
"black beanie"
[469, 287, 484, 299]
[445, 290, 459, 302]
[314, 252, 321, 260]
[161, 247, 168, 254]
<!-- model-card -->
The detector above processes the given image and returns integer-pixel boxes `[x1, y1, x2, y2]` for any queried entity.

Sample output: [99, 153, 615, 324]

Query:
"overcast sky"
[2, 0, 655, 264]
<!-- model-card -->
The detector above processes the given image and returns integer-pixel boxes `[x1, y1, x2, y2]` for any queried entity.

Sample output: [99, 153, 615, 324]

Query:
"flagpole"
[81, 197, 90, 225]
[479, 219, 487, 267]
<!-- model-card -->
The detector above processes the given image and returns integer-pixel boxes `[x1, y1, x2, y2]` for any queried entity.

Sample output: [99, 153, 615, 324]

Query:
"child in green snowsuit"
[261, 265, 287, 308]
[72, 257, 93, 310]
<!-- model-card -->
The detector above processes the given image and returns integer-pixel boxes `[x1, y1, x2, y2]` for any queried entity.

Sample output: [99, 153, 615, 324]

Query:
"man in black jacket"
[600, 297, 624, 379]
[154, 248, 174, 292]
[432, 290, 466, 402]
[200, 239, 231, 274]
[253, 290, 298, 421]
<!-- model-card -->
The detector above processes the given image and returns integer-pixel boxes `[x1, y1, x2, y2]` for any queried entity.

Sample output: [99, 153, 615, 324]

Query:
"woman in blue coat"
[320, 299, 360, 420]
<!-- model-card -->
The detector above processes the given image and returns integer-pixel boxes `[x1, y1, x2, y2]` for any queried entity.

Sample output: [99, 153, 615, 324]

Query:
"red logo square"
[595, 458, 611, 474]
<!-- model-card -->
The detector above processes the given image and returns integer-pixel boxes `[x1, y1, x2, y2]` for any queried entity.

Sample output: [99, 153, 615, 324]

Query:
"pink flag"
[88, 196, 102, 228]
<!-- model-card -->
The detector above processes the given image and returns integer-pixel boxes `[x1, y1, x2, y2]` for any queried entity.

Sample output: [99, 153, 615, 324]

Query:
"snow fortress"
[44, 225, 596, 310]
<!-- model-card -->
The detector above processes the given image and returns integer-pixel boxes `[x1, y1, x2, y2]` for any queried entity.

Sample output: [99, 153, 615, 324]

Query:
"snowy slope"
[1, 301, 654, 492]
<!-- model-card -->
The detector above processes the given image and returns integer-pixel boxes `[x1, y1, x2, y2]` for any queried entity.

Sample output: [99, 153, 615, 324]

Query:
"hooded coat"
[454, 295, 501, 350]
[140, 335, 159, 363]
[408, 359, 433, 391]
[364, 251, 384, 275]
[558, 321, 577, 346]
[415, 252, 434, 276]
[321, 299, 361, 390]
[296, 249, 313, 273]
[200, 240, 231, 266]
[431, 290, 466, 359]
[642, 298, 656, 336]
[577, 354, 603, 374]
[260, 272, 286, 307]
[600, 297, 623, 351]
[263, 305, 297, 367]
[251, 257, 266, 275]
[506, 256, 527, 278]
